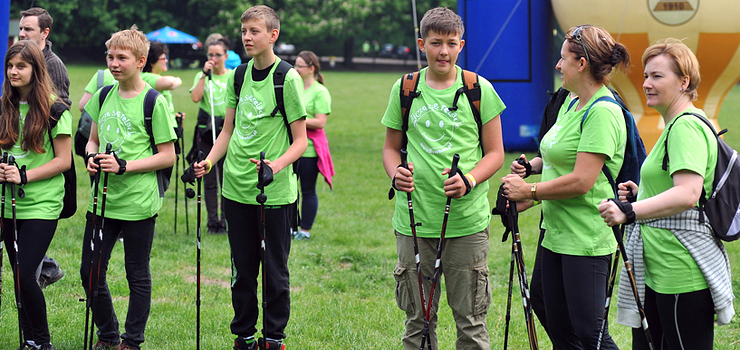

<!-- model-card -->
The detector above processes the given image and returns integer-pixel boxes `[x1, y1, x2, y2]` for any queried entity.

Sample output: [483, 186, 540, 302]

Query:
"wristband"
[206, 159, 213, 174]
[465, 173, 477, 188]
[86, 153, 98, 164]
[116, 159, 127, 175]
[202, 69, 208, 76]
[531, 183, 538, 201]
[609, 198, 636, 224]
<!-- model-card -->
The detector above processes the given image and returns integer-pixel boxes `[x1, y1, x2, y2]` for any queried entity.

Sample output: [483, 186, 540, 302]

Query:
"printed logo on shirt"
[410, 103, 461, 154]
[234, 94, 265, 140]
[98, 110, 134, 153]
[541, 124, 563, 171]
[211, 80, 227, 107]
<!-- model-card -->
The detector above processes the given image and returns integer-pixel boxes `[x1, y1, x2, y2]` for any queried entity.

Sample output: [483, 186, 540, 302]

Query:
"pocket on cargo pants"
[473, 262, 492, 315]
[394, 264, 415, 313]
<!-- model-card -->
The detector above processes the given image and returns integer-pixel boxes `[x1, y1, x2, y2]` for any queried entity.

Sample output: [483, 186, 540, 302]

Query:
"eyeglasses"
[207, 53, 224, 59]
[572, 26, 590, 65]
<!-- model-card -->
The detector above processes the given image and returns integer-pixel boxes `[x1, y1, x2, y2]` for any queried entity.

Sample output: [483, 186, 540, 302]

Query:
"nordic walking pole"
[400, 149, 428, 334]
[0, 153, 7, 324]
[207, 72, 222, 214]
[85, 143, 113, 350]
[8, 155, 24, 347]
[82, 149, 102, 350]
[183, 133, 190, 236]
[194, 151, 204, 350]
[175, 114, 182, 234]
[503, 241, 515, 350]
[256, 151, 273, 350]
[597, 248, 620, 350]
[509, 201, 538, 350]
[607, 198, 656, 350]
[420, 153, 459, 350]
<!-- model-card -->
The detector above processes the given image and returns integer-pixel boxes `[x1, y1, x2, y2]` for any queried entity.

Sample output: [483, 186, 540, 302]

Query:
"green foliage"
[11, 0, 456, 59]
[3, 67, 740, 349]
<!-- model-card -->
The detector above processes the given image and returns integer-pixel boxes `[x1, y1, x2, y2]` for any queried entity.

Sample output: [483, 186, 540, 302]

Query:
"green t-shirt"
[639, 108, 716, 294]
[84, 83, 177, 220]
[381, 67, 506, 239]
[1, 102, 72, 220]
[302, 81, 332, 158]
[190, 70, 231, 118]
[540, 86, 626, 256]
[84, 69, 115, 94]
[141, 72, 176, 124]
[224, 57, 306, 205]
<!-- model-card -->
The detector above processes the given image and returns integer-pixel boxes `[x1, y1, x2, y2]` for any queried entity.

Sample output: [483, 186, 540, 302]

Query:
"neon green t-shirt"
[639, 108, 716, 294]
[84, 83, 177, 220]
[224, 57, 306, 205]
[191, 70, 231, 118]
[540, 86, 626, 256]
[381, 67, 506, 239]
[302, 81, 332, 158]
[84, 69, 115, 94]
[1, 102, 72, 220]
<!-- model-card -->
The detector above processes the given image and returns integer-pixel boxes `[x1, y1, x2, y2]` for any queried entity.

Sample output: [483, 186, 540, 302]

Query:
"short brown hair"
[642, 38, 700, 101]
[106, 24, 150, 61]
[420, 7, 464, 40]
[241, 5, 280, 32]
[20, 7, 53, 32]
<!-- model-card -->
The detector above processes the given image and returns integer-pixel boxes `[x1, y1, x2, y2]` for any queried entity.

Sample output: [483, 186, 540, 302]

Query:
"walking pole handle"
[449, 153, 460, 179]
[400, 149, 408, 169]
[106, 142, 112, 154]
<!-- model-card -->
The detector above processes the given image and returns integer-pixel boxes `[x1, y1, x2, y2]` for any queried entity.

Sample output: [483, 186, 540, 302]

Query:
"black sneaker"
[39, 343, 57, 350]
[38, 267, 65, 289]
[208, 221, 225, 235]
[234, 336, 257, 350]
[259, 338, 285, 350]
[17, 342, 35, 350]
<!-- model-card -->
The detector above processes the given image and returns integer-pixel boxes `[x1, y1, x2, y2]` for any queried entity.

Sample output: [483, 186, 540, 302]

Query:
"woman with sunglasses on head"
[501, 24, 630, 349]
[292, 51, 334, 240]
[190, 38, 231, 233]
[1, 40, 72, 350]
[599, 38, 733, 350]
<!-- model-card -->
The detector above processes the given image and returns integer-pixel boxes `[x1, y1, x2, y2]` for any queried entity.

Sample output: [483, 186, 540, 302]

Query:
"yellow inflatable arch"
[552, 0, 740, 151]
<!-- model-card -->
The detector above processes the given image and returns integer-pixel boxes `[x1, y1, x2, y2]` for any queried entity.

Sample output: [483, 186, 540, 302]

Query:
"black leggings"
[541, 247, 619, 350]
[632, 286, 714, 350]
[2, 218, 57, 345]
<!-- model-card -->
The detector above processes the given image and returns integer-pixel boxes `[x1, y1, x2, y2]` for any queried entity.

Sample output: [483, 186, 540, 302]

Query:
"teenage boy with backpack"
[382, 7, 505, 350]
[80, 25, 176, 350]
[193, 5, 307, 350]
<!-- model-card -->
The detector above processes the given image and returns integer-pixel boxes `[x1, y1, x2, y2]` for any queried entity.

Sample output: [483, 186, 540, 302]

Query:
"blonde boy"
[194, 5, 306, 350]
[81, 25, 177, 350]
[382, 7, 506, 350]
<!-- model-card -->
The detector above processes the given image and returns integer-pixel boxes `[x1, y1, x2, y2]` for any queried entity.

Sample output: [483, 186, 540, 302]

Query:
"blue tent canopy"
[146, 26, 201, 45]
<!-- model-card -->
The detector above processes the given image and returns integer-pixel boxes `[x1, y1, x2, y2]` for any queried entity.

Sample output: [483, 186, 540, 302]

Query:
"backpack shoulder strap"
[234, 63, 248, 100]
[143, 88, 162, 155]
[99, 85, 114, 108]
[47, 101, 69, 155]
[662, 112, 716, 170]
[399, 72, 421, 150]
[271, 59, 293, 143]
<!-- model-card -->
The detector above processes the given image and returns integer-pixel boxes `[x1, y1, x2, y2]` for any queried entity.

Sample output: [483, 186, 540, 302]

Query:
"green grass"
[2, 66, 740, 349]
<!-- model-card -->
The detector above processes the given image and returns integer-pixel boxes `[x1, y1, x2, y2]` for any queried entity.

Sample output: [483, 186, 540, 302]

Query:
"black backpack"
[74, 69, 106, 157]
[98, 85, 170, 197]
[49, 101, 78, 219]
[662, 112, 740, 241]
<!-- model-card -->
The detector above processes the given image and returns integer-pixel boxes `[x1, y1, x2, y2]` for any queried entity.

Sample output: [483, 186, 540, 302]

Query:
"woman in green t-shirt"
[292, 51, 334, 240]
[190, 38, 232, 233]
[1, 40, 72, 350]
[600, 38, 732, 350]
[501, 25, 630, 349]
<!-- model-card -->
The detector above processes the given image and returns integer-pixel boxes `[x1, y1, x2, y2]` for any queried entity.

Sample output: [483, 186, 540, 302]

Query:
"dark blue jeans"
[224, 198, 292, 340]
[298, 157, 319, 230]
[79, 212, 156, 350]
[2, 218, 57, 345]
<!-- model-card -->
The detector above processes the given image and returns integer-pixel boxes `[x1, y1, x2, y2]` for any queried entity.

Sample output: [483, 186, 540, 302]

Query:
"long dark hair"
[297, 50, 324, 85]
[0, 40, 55, 153]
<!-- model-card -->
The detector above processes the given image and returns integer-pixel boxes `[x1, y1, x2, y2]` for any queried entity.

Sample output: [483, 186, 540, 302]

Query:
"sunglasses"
[572, 26, 591, 65]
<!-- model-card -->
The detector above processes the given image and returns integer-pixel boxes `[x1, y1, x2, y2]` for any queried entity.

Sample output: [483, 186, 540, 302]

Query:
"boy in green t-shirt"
[193, 5, 306, 350]
[80, 25, 177, 350]
[381, 7, 505, 350]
